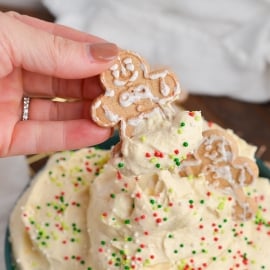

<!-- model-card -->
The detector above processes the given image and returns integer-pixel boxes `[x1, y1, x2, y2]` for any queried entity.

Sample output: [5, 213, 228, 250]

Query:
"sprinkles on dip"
[10, 109, 270, 270]
[9, 49, 270, 270]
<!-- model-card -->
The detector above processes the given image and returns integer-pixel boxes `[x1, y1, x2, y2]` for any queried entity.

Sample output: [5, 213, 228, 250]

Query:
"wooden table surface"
[1, 5, 269, 167]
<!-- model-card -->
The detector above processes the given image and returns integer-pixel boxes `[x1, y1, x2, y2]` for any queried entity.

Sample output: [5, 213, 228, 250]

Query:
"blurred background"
[2, 0, 269, 156]
[0, 0, 269, 167]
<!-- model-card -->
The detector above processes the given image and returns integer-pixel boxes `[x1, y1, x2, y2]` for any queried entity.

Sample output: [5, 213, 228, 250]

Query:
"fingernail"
[89, 42, 118, 62]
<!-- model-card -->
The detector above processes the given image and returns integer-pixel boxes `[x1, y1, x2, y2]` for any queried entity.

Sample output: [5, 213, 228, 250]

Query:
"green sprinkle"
[118, 162, 125, 168]
[140, 135, 146, 142]
[155, 163, 161, 168]
[150, 199, 156, 205]
[180, 122, 185, 127]
[174, 157, 181, 166]
[195, 115, 201, 121]
[183, 142, 189, 147]
[124, 219, 131, 225]
[177, 129, 183, 134]
[110, 194, 116, 199]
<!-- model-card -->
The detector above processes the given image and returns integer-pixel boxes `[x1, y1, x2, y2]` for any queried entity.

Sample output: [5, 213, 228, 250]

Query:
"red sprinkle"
[86, 167, 92, 173]
[156, 218, 162, 223]
[154, 150, 164, 158]
[117, 171, 122, 180]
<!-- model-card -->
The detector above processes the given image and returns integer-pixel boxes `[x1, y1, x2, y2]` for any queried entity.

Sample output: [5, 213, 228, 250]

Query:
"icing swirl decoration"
[91, 50, 180, 137]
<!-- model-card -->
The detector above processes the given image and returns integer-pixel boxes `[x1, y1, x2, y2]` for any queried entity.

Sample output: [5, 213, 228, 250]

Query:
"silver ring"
[22, 96, 31, 121]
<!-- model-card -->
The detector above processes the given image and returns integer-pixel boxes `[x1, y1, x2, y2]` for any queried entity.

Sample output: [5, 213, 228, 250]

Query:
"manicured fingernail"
[89, 43, 118, 62]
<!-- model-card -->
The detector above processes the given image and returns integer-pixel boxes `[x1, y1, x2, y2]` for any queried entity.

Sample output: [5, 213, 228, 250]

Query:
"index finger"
[23, 70, 103, 100]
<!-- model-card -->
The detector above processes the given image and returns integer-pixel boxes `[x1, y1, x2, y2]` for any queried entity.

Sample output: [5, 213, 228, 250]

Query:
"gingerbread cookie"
[91, 50, 180, 137]
[179, 129, 259, 220]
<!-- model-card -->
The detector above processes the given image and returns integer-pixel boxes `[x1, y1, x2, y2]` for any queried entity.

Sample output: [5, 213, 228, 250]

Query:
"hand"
[0, 11, 118, 157]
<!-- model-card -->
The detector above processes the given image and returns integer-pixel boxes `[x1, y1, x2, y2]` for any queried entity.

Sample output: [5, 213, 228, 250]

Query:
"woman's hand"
[0, 11, 118, 157]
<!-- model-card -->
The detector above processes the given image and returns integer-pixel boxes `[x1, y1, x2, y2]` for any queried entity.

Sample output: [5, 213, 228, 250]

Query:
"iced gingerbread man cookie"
[179, 129, 259, 220]
[91, 50, 180, 138]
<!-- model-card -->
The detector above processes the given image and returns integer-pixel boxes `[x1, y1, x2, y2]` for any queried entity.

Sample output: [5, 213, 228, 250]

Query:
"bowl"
[5, 132, 270, 269]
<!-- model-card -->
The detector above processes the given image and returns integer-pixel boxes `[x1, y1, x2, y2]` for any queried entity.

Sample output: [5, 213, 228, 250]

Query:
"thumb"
[0, 12, 118, 79]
